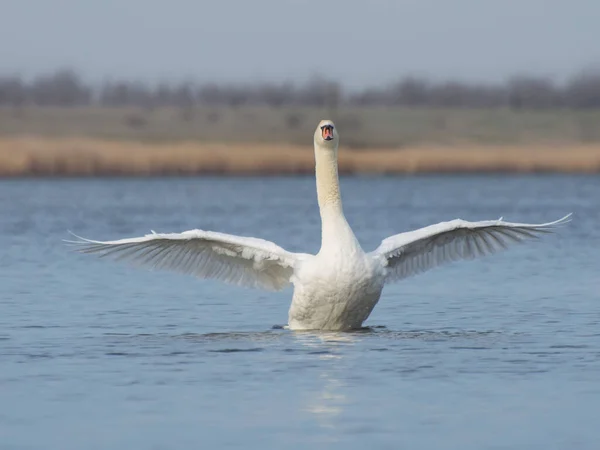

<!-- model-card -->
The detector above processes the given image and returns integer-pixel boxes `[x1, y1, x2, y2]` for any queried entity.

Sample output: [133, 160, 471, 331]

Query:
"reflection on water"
[306, 373, 347, 433]
[295, 332, 354, 432]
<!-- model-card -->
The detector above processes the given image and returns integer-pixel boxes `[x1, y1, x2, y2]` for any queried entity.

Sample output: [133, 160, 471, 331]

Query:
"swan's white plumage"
[67, 119, 570, 331]
[370, 215, 571, 282]
[66, 230, 308, 291]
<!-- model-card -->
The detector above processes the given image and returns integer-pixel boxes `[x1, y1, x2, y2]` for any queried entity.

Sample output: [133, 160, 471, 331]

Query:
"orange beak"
[321, 125, 334, 141]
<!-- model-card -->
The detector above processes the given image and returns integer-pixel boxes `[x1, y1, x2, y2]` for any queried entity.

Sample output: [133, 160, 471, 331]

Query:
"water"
[1, 175, 599, 450]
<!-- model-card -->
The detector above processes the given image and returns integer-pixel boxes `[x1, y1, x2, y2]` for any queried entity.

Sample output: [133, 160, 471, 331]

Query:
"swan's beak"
[321, 125, 334, 141]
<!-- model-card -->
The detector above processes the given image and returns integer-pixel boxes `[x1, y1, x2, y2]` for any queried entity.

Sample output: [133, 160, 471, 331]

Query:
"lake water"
[1, 175, 599, 450]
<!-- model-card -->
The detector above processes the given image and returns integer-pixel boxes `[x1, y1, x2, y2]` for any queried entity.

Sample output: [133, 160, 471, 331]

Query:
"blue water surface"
[1, 174, 598, 449]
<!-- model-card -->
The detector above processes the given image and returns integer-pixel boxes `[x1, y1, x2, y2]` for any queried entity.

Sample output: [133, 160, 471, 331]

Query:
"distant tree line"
[1, 68, 600, 109]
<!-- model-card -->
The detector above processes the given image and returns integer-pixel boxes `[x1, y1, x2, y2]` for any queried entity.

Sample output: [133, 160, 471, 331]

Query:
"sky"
[1, 0, 599, 88]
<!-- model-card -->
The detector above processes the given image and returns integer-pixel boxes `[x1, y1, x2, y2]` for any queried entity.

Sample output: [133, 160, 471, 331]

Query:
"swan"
[66, 120, 571, 331]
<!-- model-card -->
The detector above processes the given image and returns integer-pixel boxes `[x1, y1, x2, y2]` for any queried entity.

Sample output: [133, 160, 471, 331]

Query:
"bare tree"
[0, 75, 27, 106]
[391, 77, 430, 106]
[507, 76, 560, 109]
[565, 70, 600, 108]
[30, 69, 91, 106]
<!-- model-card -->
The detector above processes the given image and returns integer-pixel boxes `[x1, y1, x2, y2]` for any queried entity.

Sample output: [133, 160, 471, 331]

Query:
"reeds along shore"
[1, 137, 600, 176]
[3, 104, 600, 176]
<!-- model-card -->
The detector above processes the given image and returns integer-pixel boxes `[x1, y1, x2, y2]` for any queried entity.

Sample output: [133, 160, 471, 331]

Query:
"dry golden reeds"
[1, 137, 600, 176]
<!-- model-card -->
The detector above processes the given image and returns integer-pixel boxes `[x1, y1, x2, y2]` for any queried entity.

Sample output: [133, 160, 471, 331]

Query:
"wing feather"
[65, 229, 308, 291]
[370, 214, 571, 283]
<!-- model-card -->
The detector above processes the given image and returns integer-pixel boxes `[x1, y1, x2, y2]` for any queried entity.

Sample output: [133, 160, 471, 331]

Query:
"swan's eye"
[321, 125, 334, 141]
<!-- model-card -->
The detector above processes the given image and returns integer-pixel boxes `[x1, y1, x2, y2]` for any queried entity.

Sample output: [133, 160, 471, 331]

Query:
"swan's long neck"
[315, 145, 343, 216]
[314, 143, 357, 251]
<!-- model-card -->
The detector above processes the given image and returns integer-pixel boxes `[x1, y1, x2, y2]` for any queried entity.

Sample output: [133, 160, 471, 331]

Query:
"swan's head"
[314, 120, 339, 149]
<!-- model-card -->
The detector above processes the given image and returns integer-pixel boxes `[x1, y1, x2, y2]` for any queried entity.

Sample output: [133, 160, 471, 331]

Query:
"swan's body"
[67, 120, 571, 331]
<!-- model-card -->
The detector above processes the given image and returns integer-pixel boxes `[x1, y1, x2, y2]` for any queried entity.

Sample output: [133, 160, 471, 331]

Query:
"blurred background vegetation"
[2, 68, 600, 148]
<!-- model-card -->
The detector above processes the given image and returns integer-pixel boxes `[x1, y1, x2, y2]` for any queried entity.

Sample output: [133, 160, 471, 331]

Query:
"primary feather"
[65, 230, 307, 291]
[370, 214, 571, 282]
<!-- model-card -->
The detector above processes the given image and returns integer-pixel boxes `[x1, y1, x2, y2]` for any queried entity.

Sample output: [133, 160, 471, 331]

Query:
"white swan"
[67, 120, 571, 331]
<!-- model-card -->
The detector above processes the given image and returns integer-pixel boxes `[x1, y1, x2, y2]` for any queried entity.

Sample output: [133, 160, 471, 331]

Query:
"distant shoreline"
[1, 137, 600, 177]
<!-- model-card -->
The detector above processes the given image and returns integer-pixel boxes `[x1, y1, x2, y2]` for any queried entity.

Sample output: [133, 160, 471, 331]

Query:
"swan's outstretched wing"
[370, 214, 571, 283]
[65, 230, 309, 291]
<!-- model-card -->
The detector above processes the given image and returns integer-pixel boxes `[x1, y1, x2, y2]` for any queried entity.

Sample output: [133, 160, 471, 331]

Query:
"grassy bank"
[2, 106, 600, 176]
[2, 106, 600, 148]
[2, 137, 600, 176]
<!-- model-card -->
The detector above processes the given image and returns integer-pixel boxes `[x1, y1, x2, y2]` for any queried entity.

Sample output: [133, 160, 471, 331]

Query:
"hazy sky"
[1, 0, 599, 87]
